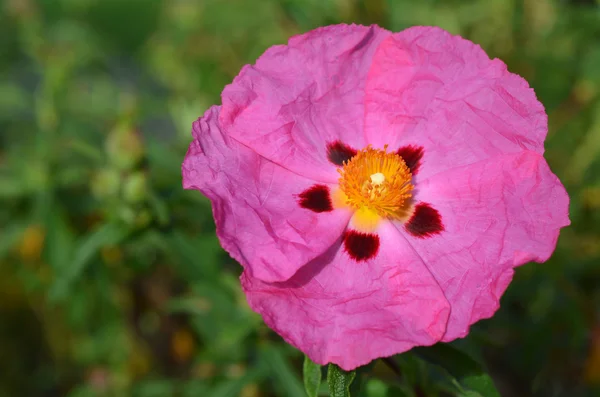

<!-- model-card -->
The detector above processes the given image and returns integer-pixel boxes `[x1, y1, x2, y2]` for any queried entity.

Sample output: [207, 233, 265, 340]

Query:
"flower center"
[338, 145, 413, 218]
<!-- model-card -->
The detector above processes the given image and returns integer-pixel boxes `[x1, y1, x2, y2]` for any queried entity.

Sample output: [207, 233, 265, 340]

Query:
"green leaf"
[364, 378, 387, 397]
[303, 355, 322, 397]
[413, 344, 501, 397]
[44, 209, 75, 274]
[209, 365, 265, 397]
[260, 345, 306, 397]
[327, 364, 356, 397]
[0, 222, 26, 262]
[0, 175, 26, 198]
[148, 193, 170, 226]
[133, 379, 175, 397]
[458, 391, 486, 397]
[49, 222, 128, 301]
[166, 231, 220, 280]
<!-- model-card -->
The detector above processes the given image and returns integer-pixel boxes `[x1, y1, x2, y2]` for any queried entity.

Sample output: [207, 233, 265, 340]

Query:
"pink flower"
[182, 24, 570, 370]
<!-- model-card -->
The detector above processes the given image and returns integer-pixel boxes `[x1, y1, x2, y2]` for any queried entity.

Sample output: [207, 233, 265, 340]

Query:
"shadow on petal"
[272, 237, 343, 289]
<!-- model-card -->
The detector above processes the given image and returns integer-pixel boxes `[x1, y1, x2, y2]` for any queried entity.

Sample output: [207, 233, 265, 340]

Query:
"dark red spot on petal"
[327, 141, 357, 166]
[405, 202, 444, 238]
[343, 230, 380, 261]
[298, 184, 333, 213]
[396, 145, 424, 174]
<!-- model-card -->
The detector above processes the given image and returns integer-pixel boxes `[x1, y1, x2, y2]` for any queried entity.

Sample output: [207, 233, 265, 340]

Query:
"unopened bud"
[106, 123, 144, 170]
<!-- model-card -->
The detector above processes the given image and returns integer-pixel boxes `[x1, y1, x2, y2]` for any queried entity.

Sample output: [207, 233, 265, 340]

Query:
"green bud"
[122, 171, 147, 203]
[91, 168, 121, 199]
[118, 206, 136, 225]
[134, 209, 152, 229]
[105, 123, 144, 170]
[24, 161, 49, 191]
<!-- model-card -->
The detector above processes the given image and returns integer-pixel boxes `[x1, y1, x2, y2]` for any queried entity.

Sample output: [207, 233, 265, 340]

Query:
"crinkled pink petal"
[183, 24, 571, 368]
[242, 221, 451, 370]
[398, 151, 570, 341]
[220, 24, 390, 182]
[182, 106, 351, 283]
[365, 26, 547, 181]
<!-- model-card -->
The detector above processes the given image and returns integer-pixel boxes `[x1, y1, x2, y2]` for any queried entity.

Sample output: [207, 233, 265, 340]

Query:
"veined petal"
[221, 24, 390, 182]
[397, 151, 569, 341]
[365, 26, 547, 182]
[182, 106, 351, 283]
[242, 221, 450, 370]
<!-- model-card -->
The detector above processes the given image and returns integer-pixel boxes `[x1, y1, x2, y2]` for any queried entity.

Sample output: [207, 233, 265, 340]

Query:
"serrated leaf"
[413, 344, 501, 397]
[327, 364, 356, 397]
[303, 355, 322, 397]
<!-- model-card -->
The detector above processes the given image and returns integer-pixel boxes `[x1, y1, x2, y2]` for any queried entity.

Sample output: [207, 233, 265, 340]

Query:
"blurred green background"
[1, 0, 600, 396]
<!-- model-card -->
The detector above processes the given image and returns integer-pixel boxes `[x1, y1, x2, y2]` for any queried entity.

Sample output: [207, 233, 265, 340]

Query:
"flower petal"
[242, 221, 450, 370]
[398, 151, 570, 341]
[404, 202, 444, 238]
[221, 24, 390, 182]
[365, 26, 547, 181]
[327, 141, 358, 167]
[342, 229, 380, 261]
[298, 184, 335, 213]
[183, 106, 352, 283]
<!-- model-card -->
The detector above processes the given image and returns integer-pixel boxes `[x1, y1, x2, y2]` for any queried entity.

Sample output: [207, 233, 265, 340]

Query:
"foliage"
[1, 0, 600, 396]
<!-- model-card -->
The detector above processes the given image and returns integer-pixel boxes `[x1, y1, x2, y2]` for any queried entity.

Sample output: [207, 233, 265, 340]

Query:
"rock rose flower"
[182, 24, 570, 370]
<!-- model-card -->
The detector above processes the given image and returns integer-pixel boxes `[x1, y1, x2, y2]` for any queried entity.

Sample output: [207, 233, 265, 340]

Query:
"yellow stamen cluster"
[338, 145, 413, 219]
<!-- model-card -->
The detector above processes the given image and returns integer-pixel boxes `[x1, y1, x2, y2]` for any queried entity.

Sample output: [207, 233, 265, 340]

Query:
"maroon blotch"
[343, 230, 380, 261]
[327, 141, 357, 166]
[396, 145, 424, 174]
[298, 184, 333, 213]
[405, 202, 444, 238]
